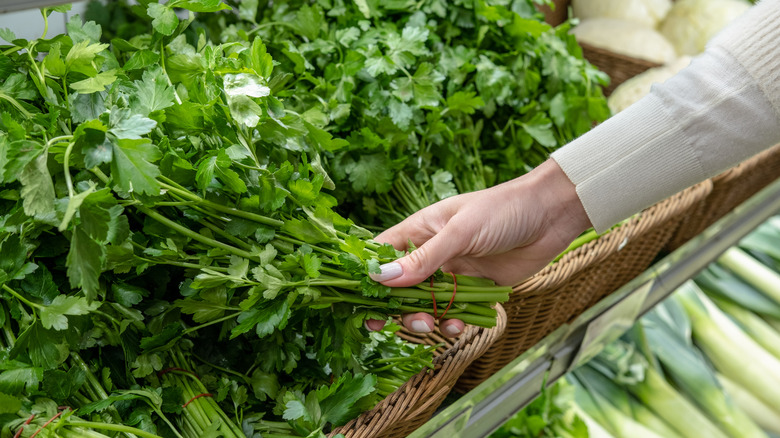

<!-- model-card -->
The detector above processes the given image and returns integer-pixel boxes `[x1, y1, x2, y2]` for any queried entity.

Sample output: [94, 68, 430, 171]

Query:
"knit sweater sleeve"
[550, 0, 780, 234]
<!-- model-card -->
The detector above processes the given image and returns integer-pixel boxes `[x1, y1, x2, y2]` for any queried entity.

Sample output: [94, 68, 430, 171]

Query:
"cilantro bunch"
[193, 0, 610, 226]
[0, 2, 510, 437]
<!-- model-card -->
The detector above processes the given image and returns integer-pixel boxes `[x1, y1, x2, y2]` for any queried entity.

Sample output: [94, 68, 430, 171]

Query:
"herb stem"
[2, 284, 41, 310]
[159, 39, 182, 105]
[136, 256, 229, 272]
[0, 92, 33, 119]
[65, 422, 162, 438]
[198, 219, 253, 251]
[1, 46, 22, 55]
[63, 141, 76, 198]
[192, 353, 250, 382]
[181, 311, 243, 335]
[135, 205, 261, 262]
[47, 135, 74, 148]
[158, 179, 283, 227]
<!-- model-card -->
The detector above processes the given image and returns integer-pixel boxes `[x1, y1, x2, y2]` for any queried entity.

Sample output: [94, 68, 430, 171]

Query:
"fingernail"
[444, 324, 462, 337]
[369, 262, 403, 282]
[411, 320, 433, 333]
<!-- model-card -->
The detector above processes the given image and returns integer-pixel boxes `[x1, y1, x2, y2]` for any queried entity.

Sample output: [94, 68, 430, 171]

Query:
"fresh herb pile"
[124, 0, 611, 227]
[0, 2, 515, 437]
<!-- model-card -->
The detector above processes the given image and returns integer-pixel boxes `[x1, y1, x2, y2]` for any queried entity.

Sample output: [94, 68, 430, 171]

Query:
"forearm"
[552, 0, 780, 233]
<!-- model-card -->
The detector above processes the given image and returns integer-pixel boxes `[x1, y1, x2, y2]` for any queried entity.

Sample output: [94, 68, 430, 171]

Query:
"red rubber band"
[30, 411, 64, 438]
[183, 393, 213, 408]
[439, 272, 458, 320]
[14, 414, 36, 438]
[158, 367, 201, 380]
[429, 276, 437, 318]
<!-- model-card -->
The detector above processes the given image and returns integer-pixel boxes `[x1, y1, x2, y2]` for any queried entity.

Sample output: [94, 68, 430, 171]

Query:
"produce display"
[570, 0, 754, 111]
[0, 1, 610, 437]
[185, 0, 611, 227]
[493, 216, 780, 437]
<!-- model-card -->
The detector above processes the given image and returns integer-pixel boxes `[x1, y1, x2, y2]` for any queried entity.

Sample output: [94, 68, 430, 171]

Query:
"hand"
[367, 159, 592, 336]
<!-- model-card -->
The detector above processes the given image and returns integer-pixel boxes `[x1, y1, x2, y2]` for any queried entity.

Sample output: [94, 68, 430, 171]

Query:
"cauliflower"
[571, 0, 673, 28]
[659, 0, 751, 55]
[572, 19, 678, 64]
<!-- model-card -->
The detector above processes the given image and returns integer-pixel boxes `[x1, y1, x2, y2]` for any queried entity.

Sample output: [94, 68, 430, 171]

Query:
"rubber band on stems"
[429, 272, 458, 320]
[183, 393, 213, 408]
[30, 409, 67, 438]
[13, 414, 36, 438]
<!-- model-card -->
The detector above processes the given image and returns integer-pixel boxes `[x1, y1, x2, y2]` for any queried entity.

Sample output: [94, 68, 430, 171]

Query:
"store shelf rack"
[0, 0, 70, 14]
[411, 177, 780, 438]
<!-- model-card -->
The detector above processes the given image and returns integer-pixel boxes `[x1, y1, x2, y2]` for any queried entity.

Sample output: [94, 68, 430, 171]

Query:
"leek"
[695, 264, 780, 319]
[712, 297, 780, 360]
[570, 365, 683, 438]
[675, 282, 780, 410]
[569, 371, 665, 438]
[717, 372, 780, 434]
[640, 307, 767, 438]
[718, 247, 780, 305]
[590, 342, 728, 438]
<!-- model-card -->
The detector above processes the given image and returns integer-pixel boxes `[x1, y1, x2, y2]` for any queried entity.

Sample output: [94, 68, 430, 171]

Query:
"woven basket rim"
[512, 180, 713, 294]
[329, 304, 507, 438]
[578, 41, 662, 70]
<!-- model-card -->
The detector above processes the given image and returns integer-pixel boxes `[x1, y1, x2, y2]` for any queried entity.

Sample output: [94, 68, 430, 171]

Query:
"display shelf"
[0, 0, 71, 14]
[411, 176, 780, 438]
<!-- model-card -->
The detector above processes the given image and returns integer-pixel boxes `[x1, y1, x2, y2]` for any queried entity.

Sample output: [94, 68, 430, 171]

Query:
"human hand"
[366, 159, 592, 336]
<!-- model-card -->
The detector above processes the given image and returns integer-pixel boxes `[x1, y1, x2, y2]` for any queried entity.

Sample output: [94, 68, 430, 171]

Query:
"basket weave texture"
[667, 143, 780, 250]
[330, 305, 507, 438]
[456, 182, 712, 391]
[580, 42, 660, 96]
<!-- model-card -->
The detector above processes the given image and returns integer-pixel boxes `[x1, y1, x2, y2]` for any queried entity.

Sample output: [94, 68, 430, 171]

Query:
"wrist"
[531, 159, 592, 239]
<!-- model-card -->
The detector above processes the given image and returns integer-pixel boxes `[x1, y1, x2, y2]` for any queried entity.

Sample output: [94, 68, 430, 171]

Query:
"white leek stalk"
[718, 247, 780, 305]
[717, 372, 780, 434]
[675, 282, 780, 410]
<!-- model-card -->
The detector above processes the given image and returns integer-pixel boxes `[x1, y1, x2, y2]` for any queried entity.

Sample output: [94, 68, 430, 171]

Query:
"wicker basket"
[667, 144, 780, 251]
[579, 42, 661, 96]
[330, 305, 507, 438]
[456, 182, 712, 391]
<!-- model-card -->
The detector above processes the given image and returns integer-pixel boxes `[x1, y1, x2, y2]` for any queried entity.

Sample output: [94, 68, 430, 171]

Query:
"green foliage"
[195, 0, 610, 226]
[0, 1, 512, 436]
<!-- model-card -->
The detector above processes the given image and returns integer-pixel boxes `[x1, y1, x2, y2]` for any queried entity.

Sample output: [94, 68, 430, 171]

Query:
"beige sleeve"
[551, 0, 780, 234]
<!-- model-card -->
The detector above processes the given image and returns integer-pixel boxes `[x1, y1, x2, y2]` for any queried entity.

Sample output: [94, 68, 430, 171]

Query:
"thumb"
[369, 227, 464, 287]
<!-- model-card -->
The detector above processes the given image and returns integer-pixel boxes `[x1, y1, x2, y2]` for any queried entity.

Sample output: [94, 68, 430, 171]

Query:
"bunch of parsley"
[191, 0, 610, 226]
[0, 2, 511, 437]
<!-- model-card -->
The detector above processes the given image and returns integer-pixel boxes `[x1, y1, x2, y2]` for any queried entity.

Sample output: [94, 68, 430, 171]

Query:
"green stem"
[135, 205, 260, 262]
[273, 234, 340, 258]
[0, 92, 33, 119]
[47, 135, 75, 148]
[63, 141, 76, 198]
[192, 353, 250, 383]
[389, 288, 509, 303]
[136, 256, 229, 272]
[1, 46, 22, 55]
[159, 39, 183, 105]
[198, 219, 253, 251]
[158, 179, 283, 227]
[2, 284, 42, 310]
[181, 311, 243, 335]
[40, 9, 50, 39]
[66, 421, 163, 438]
